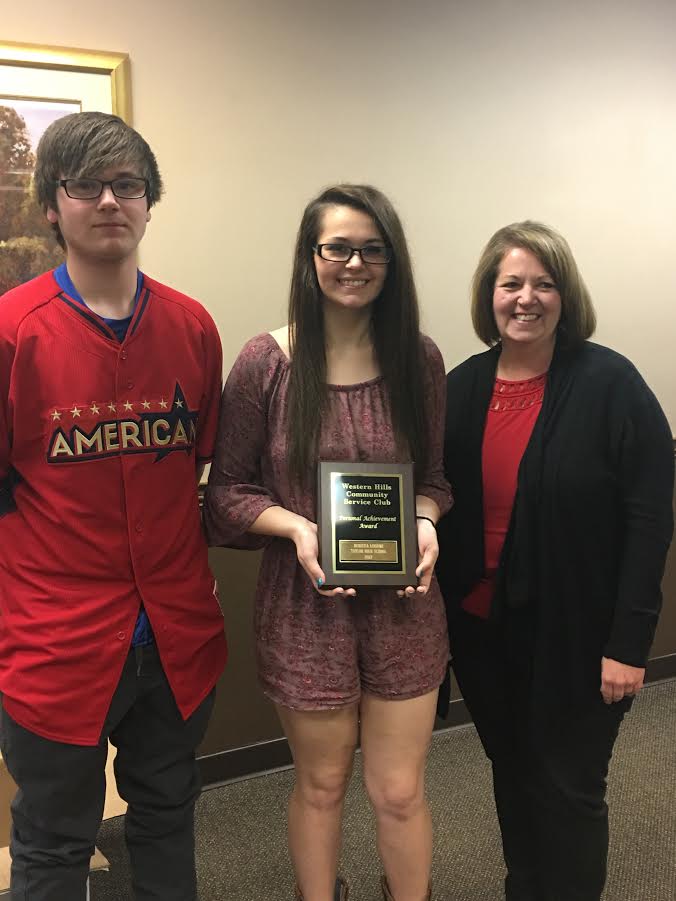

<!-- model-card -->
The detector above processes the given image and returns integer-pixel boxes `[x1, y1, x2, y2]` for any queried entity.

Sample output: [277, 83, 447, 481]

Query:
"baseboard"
[438, 696, 471, 729]
[198, 696, 473, 788]
[199, 737, 293, 787]
[199, 657, 676, 788]
[645, 652, 676, 683]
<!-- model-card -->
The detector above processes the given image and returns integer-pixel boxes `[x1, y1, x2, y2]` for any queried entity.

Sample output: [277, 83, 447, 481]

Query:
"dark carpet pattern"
[92, 679, 676, 900]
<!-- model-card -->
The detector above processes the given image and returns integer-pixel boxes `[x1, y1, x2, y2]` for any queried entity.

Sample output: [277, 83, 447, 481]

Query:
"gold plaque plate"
[339, 540, 399, 564]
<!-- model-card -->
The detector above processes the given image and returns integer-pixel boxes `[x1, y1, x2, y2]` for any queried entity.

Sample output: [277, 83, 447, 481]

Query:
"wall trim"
[199, 737, 293, 787]
[199, 658, 676, 788]
[645, 652, 676, 684]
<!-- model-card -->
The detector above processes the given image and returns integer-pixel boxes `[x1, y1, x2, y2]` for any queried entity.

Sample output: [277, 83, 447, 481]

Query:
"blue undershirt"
[54, 262, 154, 648]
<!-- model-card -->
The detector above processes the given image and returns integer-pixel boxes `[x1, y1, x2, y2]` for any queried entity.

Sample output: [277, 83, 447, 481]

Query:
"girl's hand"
[397, 517, 438, 598]
[292, 518, 357, 598]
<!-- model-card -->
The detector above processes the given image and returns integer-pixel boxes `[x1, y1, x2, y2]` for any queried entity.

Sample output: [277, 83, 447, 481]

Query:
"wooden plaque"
[317, 461, 417, 587]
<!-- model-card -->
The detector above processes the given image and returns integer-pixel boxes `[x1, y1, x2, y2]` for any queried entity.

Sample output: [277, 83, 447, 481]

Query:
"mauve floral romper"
[205, 332, 451, 709]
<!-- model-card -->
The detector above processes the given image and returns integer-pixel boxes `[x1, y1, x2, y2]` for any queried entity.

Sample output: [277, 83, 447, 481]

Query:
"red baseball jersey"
[0, 270, 228, 745]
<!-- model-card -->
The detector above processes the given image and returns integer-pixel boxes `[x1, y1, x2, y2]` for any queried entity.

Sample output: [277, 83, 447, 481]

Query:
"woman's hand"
[291, 518, 357, 598]
[600, 656, 645, 704]
[397, 517, 438, 598]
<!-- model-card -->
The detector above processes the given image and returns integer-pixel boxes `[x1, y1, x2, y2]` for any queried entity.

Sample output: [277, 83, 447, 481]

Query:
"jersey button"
[116, 631, 126, 640]
[126, 381, 134, 389]
[120, 350, 128, 360]
[135, 521, 143, 533]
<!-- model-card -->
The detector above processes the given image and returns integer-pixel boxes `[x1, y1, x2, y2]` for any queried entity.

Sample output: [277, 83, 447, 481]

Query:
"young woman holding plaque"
[436, 221, 674, 901]
[205, 184, 452, 901]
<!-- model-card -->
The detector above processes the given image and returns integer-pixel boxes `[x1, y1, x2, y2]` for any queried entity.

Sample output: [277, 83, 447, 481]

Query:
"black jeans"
[0, 643, 215, 901]
[450, 609, 629, 901]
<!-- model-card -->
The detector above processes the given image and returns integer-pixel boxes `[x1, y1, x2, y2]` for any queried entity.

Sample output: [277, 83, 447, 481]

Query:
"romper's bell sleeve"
[204, 335, 283, 549]
[416, 336, 454, 518]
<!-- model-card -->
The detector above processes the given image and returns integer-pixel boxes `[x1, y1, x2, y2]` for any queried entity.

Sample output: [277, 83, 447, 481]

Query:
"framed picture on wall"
[0, 41, 131, 294]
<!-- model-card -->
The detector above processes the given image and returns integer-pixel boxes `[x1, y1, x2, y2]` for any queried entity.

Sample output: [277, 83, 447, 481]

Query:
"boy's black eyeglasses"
[57, 177, 148, 200]
[313, 243, 392, 264]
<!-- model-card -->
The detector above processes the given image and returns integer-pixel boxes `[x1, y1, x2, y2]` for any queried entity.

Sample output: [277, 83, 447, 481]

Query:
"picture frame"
[0, 41, 132, 293]
[0, 41, 131, 122]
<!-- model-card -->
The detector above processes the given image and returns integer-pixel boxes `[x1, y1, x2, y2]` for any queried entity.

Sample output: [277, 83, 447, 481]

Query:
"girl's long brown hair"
[287, 184, 427, 483]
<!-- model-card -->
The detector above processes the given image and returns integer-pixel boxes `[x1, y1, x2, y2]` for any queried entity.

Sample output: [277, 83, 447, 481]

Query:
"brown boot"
[295, 877, 349, 900]
[381, 875, 431, 900]
[335, 877, 349, 900]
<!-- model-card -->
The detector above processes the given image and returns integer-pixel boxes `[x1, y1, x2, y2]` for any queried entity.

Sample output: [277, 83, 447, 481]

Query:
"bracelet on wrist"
[416, 515, 436, 528]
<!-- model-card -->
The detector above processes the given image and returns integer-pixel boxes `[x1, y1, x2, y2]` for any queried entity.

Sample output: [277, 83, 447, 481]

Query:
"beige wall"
[3, 0, 676, 428]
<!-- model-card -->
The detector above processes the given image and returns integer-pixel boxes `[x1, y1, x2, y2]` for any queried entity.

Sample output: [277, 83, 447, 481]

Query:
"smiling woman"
[205, 184, 452, 900]
[491, 246, 562, 376]
[313, 207, 389, 318]
[437, 220, 674, 901]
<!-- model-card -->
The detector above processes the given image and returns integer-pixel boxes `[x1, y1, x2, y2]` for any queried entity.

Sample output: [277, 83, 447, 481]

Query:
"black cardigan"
[436, 340, 674, 708]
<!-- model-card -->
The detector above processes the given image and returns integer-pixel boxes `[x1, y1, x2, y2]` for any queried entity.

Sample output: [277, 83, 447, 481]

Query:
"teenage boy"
[0, 111, 227, 901]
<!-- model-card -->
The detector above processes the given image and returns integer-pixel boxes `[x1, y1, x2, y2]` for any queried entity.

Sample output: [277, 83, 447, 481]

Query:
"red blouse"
[462, 372, 547, 619]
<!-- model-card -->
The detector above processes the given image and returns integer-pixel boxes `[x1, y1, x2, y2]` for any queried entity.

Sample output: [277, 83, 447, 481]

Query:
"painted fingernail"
[317, 577, 324, 588]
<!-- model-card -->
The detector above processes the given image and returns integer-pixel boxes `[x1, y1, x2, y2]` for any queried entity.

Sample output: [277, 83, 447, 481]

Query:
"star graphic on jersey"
[159, 398, 168, 409]
[71, 406, 82, 418]
[90, 403, 100, 415]
[108, 402, 117, 412]
[123, 401, 134, 411]
[51, 410, 62, 421]
[139, 382, 198, 462]
[141, 400, 151, 410]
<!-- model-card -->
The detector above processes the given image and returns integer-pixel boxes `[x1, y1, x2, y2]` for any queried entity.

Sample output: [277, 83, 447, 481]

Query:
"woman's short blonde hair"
[471, 220, 596, 346]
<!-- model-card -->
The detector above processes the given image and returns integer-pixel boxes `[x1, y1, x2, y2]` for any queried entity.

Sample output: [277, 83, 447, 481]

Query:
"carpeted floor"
[92, 679, 676, 900]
